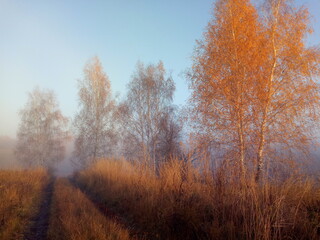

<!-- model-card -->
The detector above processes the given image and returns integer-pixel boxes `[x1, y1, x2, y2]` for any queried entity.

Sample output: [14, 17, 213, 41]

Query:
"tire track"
[24, 179, 54, 240]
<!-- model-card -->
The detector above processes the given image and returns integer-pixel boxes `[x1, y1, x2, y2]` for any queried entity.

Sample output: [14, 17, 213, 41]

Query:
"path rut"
[24, 179, 54, 240]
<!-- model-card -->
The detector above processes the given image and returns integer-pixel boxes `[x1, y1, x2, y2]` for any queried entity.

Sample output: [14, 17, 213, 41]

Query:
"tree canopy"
[15, 87, 69, 168]
[73, 57, 117, 167]
[189, 0, 320, 181]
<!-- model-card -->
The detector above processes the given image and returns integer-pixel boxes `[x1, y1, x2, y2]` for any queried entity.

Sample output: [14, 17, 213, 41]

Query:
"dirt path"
[22, 178, 142, 240]
[24, 179, 55, 240]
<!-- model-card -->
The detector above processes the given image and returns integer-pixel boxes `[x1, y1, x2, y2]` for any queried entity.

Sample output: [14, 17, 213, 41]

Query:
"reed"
[74, 158, 320, 240]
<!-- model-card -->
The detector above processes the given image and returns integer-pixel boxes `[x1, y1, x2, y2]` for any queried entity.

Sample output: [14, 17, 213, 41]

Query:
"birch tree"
[189, 0, 265, 180]
[189, 0, 320, 181]
[253, 0, 320, 181]
[119, 61, 176, 171]
[15, 87, 69, 168]
[73, 57, 117, 166]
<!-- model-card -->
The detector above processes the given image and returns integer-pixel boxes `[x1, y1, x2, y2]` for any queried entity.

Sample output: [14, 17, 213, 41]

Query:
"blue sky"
[0, 0, 319, 138]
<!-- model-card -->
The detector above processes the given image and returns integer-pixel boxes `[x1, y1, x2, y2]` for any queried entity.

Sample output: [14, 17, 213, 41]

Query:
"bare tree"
[15, 87, 69, 168]
[73, 57, 117, 167]
[118, 61, 178, 171]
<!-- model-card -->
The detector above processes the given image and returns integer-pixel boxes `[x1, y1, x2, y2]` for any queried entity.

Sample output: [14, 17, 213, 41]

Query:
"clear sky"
[0, 0, 319, 138]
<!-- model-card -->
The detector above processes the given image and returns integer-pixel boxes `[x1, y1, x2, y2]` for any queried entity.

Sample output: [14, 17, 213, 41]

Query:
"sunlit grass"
[75, 159, 320, 240]
[48, 178, 131, 240]
[0, 168, 49, 240]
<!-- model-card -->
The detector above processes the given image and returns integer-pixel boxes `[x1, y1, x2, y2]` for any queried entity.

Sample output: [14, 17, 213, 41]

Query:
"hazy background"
[1, 0, 319, 173]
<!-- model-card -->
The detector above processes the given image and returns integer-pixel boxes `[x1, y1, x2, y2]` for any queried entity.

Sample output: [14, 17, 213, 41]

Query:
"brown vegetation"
[74, 159, 320, 240]
[0, 168, 49, 240]
[47, 178, 131, 240]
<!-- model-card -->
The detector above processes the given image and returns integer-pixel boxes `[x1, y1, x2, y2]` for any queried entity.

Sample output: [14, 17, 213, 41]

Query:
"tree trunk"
[255, 1, 280, 182]
[230, 5, 246, 180]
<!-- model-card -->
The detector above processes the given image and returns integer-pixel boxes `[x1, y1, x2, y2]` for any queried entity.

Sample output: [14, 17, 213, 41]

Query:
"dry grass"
[0, 168, 49, 240]
[47, 178, 131, 240]
[74, 159, 320, 240]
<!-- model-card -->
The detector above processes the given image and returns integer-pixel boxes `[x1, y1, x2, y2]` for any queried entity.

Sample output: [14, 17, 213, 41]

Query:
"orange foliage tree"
[73, 57, 117, 167]
[189, 0, 320, 182]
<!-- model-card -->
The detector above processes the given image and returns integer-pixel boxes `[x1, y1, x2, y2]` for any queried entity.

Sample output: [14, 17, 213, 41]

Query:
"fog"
[0, 136, 19, 169]
[54, 138, 75, 177]
[0, 135, 75, 176]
